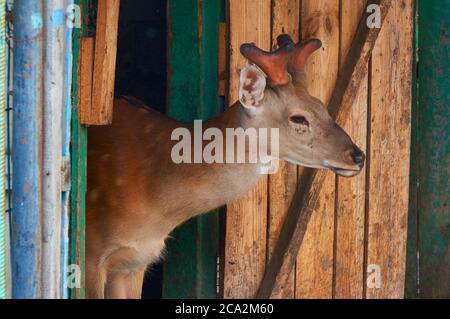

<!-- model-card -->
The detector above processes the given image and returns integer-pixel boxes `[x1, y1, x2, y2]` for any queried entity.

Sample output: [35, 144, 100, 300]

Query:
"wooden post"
[366, 0, 412, 298]
[218, 22, 227, 97]
[406, 0, 450, 299]
[79, 38, 94, 125]
[224, 0, 271, 299]
[89, 0, 120, 125]
[267, 0, 300, 299]
[163, 0, 222, 299]
[295, 0, 340, 299]
[334, 0, 367, 299]
[70, 0, 90, 299]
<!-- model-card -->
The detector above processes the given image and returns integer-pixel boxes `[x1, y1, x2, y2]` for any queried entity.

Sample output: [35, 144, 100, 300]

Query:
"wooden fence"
[224, 0, 413, 298]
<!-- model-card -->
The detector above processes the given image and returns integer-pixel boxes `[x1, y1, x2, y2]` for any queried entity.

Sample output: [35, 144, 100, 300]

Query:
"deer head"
[238, 34, 364, 177]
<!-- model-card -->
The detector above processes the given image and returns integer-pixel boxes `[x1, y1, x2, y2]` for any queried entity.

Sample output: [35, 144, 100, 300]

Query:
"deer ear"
[239, 64, 267, 109]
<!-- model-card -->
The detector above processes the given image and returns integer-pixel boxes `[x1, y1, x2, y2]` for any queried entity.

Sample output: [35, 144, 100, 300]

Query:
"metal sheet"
[12, 0, 44, 299]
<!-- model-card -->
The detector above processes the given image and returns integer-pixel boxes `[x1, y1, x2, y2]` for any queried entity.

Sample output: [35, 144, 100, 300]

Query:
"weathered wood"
[90, 0, 120, 125]
[295, 0, 339, 299]
[256, 0, 392, 299]
[79, 38, 94, 125]
[267, 0, 300, 299]
[334, 0, 367, 299]
[406, 0, 450, 299]
[366, 0, 412, 298]
[163, 0, 222, 299]
[258, 169, 323, 298]
[224, 0, 271, 299]
[218, 22, 227, 97]
[328, 0, 391, 126]
[70, 0, 88, 298]
[271, 0, 300, 49]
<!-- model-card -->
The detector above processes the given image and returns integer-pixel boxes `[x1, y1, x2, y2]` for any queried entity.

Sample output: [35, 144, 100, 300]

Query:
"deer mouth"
[283, 158, 362, 177]
[328, 166, 361, 177]
[321, 159, 362, 177]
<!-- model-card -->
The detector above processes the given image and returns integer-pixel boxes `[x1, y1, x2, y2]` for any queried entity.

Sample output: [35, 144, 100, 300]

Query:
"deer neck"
[202, 101, 276, 169]
[156, 101, 274, 220]
[204, 101, 255, 131]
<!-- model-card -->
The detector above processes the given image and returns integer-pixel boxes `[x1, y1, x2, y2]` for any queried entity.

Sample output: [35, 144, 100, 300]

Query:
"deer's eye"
[290, 115, 309, 126]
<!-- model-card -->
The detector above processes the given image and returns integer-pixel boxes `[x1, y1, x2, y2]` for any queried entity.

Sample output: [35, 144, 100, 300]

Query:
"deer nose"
[350, 147, 365, 168]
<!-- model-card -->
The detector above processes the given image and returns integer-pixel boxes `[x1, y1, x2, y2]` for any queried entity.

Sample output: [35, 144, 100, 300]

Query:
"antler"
[240, 42, 293, 86]
[240, 34, 322, 86]
[277, 34, 322, 74]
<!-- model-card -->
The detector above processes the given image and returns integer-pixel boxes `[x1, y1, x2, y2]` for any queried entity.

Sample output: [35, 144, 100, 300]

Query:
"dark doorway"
[114, 0, 166, 299]
[115, 0, 166, 112]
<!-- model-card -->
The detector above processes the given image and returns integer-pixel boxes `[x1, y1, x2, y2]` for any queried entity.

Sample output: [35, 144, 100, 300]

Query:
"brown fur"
[87, 68, 364, 298]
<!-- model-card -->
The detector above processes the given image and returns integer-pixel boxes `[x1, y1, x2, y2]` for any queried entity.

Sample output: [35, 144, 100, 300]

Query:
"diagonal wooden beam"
[256, 0, 392, 299]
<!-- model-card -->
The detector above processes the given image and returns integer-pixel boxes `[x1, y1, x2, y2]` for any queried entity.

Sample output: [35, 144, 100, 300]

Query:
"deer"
[86, 34, 365, 298]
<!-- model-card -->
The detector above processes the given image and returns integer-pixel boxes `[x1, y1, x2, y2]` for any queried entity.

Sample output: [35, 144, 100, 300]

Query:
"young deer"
[86, 35, 365, 298]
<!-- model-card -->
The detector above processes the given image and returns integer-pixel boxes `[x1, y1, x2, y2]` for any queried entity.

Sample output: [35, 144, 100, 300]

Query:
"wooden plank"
[223, 0, 271, 299]
[328, 0, 391, 126]
[406, 0, 450, 299]
[218, 22, 227, 97]
[295, 0, 340, 299]
[271, 0, 300, 49]
[79, 38, 94, 125]
[257, 169, 323, 298]
[334, 0, 367, 299]
[163, 0, 221, 299]
[256, 0, 392, 299]
[267, 0, 300, 299]
[405, 0, 419, 298]
[366, 0, 412, 298]
[70, 0, 88, 299]
[90, 0, 120, 125]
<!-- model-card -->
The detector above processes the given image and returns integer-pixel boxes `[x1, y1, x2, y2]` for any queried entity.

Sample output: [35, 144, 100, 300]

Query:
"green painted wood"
[69, 0, 88, 299]
[405, 0, 419, 299]
[163, 0, 222, 299]
[405, 0, 450, 299]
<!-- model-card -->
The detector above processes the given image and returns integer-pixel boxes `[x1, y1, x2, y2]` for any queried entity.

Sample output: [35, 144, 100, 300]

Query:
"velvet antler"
[240, 42, 294, 86]
[276, 34, 322, 74]
[240, 34, 322, 86]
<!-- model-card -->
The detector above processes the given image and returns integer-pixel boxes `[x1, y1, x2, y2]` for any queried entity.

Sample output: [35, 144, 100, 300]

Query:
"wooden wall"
[224, 0, 413, 298]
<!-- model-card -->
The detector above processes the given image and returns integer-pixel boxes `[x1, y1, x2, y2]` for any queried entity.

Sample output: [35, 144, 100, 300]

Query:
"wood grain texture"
[366, 0, 413, 298]
[256, 0, 395, 299]
[91, 0, 120, 125]
[257, 169, 326, 298]
[218, 22, 227, 97]
[224, 0, 271, 299]
[295, 0, 339, 299]
[79, 38, 94, 125]
[271, 0, 300, 49]
[328, 0, 391, 126]
[334, 0, 367, 299]
[268, 0, 300, 299]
